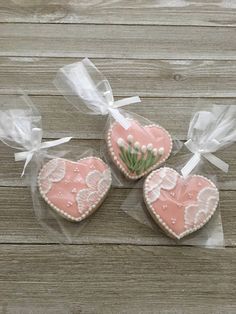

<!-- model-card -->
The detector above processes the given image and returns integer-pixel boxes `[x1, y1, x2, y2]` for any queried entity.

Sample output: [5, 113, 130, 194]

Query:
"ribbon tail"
[40, 137, 72, 149]
[203, 153, 229, 173]
[20, 152, 33, 177]
[108, 107, 131, 130]
[113, 96, 141, 108]
[181, 153, 201, 177]
[14, 137, 72, 176]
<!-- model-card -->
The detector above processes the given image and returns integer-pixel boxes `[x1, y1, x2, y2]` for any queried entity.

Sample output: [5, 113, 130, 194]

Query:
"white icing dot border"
[106, 119, 173, 180]
[143, 167, 219, 240]
[38, 157, 112, 223]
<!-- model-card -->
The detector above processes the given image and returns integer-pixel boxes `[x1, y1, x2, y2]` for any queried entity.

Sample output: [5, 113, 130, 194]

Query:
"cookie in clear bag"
[143, 167, 219, 239]
[54, 58, 174, 181]
[142, 105, 236, 241]
[38, 157, 112, 222]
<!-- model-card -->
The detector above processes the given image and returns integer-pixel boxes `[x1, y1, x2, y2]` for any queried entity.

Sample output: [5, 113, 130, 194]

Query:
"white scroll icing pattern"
[146, 168, 219, 231]
[76, 169, 111, 214]
[146, 168, 178, 203]
[184, 187, 219, 229]
[39, 159, 66, 194]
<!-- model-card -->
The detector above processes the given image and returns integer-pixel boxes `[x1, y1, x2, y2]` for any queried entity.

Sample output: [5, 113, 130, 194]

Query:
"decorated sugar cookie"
[38, 157, 112, 222]
[106, 119, 172, 180]
[144, 167, 219, 239]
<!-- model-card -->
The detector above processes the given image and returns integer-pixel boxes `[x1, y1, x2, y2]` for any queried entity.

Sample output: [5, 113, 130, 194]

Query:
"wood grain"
[0, 244, 235, 313]
[0, 187, 235, 246]
[0, 139, 235, 189]
[0, 24, 236, 59]
[0, 0, 236, 27]
[1, 1, 236, 311]
[1, 95, 236, 140]
[2, 58, 236, 97]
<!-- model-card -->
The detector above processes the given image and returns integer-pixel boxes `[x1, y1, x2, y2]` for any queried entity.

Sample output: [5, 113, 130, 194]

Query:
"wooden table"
[0, 1, 236, 313]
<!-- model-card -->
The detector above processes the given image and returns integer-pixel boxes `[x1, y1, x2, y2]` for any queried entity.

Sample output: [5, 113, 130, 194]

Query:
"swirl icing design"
[38, 158, 112, 222]
[144, 167, 219, 239]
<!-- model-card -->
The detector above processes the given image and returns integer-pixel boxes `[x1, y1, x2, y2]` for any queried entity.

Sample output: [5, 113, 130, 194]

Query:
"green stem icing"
[120, 147, 130, 169]
[127, 145, 134, 169]
[118, 143, 162, 175]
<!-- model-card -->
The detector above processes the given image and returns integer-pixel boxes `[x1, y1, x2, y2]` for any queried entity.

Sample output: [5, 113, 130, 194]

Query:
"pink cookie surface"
[38, 157, 112, 222]
[106, 119, 172, 180]
[144, 167, 219, 239]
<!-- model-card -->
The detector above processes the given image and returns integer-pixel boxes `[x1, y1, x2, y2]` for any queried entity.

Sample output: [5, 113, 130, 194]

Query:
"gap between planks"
[0, 0, 236, 27]
[0, 140, 235, 190]
[1, 58, 236, 98]
[0, 244, 235, 312]
[0, 187, 235, 246]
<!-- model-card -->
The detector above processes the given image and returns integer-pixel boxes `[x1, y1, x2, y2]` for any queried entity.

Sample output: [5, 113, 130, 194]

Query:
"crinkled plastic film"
[122, 105, 236, 248]
[0, 94, 113, 248]
[101, 109, 182, 187]
[54, 58, 181, 187]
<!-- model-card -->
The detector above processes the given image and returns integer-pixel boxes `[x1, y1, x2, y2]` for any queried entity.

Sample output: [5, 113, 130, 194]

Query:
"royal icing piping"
[144, 167, 219, 239]
[76, 169, 111, 213]
[38, 157, 112, 222]
[39, 158, 66, 194]
[107, 119, 172, 180]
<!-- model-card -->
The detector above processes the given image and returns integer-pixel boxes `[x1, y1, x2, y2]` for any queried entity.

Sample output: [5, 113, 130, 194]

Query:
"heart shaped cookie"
[38, 157, 112, 222]
[106, 119, 172, 180]
[144, 167, 219, 239]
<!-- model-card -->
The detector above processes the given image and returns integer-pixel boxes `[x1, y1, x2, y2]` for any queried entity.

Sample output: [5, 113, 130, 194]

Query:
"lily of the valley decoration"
[106, 119, 173, 180]
[117, 135, 164, 176]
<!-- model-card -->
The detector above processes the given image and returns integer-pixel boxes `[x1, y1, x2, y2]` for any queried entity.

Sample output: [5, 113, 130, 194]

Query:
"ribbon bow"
[180, 106, 236, 177]
[102, 90, 141, 129]
[181, 138, 229, 177]
[14, 128, 72, 176]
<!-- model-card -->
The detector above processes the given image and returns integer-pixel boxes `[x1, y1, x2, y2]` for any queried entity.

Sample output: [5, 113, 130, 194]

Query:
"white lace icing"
[76, 168, 111, 214]
[184, 187, 219, 229]
[88, 191, 100, 204]
[146, 168, 178, 203]
[39, 159, 66, 194]
[86, 170, 102, 188]
[39, 159, 58, 180]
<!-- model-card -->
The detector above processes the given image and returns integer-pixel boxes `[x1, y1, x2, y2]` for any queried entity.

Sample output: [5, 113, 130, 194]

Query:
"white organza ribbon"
[14, 128, 72, 176]
[181, 139, 229, 177]
[181, 106, 236, 177]
[105, 96, 141, 129]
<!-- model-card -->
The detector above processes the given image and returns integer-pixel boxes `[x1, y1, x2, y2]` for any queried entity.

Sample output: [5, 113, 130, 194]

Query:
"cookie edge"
[143, 167, 219, 240]
[38, 157, 112, 222]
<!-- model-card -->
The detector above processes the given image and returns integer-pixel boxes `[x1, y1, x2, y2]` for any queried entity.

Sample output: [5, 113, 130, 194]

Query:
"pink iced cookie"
[38, 157, 112, 222]
[144, 167, 219, 239]
[106, 119, 172, 180]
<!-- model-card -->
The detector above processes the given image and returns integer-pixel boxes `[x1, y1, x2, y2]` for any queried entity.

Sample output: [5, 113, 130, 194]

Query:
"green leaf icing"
[117, 138, 164, 176]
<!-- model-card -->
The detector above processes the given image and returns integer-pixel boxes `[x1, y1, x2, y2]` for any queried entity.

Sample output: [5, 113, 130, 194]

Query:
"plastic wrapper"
[0, 94, 112, 245]
[54, 58, 181, 186]
[122, 105, 236, 248]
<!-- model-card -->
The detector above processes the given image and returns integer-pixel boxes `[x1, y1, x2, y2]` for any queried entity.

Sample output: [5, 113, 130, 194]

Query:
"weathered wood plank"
[0, 138, 235, 189]
[0, 0, 236, 27]
[0, 187, 235, 246]
[0, 244, 235, 313]
[0, 2, 235, 312]
[0, 24, 236, 59]
[2, 58, 236, 97]
[0, 139, 100, 187]
[1, 95, 236, 140]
